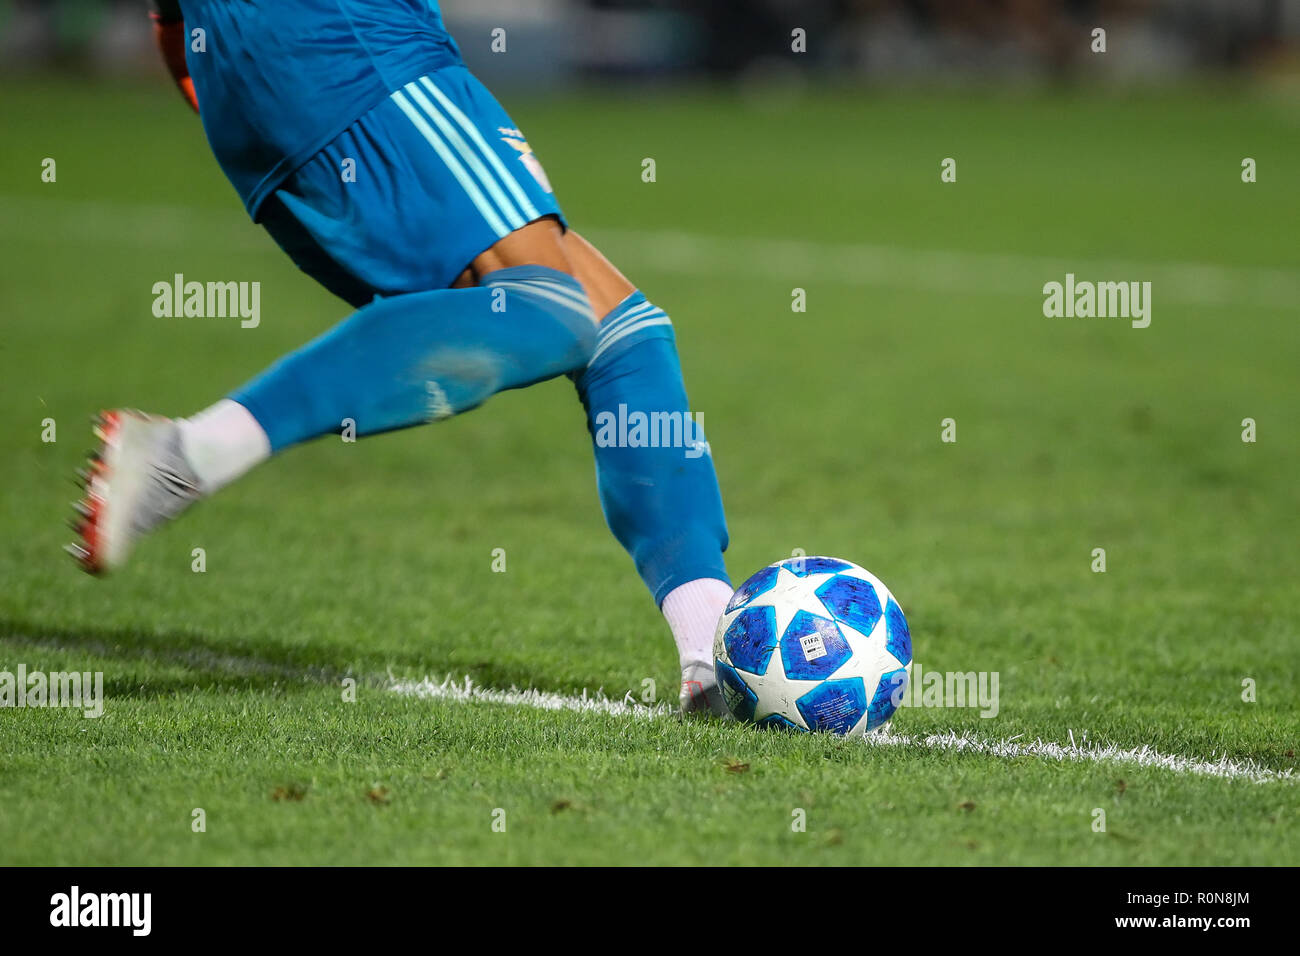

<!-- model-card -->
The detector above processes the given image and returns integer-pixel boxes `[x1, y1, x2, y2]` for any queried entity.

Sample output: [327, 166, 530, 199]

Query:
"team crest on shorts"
[498, 127, 553, 193]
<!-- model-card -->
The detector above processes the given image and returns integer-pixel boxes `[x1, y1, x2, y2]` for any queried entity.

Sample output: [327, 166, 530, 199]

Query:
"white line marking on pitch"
[866, 728, 1294, 785]
[391, 675, 1294, 784]
[4, 195, 1297, 310]
[392, 674, 674, 719]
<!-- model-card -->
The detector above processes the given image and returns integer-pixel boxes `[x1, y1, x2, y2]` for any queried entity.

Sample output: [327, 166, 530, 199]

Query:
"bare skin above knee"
[454, 219, 635, 321]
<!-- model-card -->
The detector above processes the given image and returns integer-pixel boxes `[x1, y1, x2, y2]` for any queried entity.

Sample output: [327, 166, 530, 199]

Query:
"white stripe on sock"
[590, 316, 673, 364]
[489, 281, 595, 322]
[487, 278, 592, 316]
[598, 301, 659, 337]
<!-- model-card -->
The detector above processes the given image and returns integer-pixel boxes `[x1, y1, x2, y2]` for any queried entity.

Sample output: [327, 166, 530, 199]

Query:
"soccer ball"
[713, 556, 912, 735]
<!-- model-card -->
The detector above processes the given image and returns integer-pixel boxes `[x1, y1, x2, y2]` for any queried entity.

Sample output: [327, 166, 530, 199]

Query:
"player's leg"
[72, 221, 594, 574]
[220, 220, 593, 460]
[561, 231, 734, 716]
[70, 72, 595, 574]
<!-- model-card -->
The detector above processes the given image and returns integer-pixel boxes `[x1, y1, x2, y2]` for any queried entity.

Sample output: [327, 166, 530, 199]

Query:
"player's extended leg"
[69, 68, 599, 575]
[227, 227, 593, 455]
[71, 221, 594, 574]
[562, 232, 734, 716]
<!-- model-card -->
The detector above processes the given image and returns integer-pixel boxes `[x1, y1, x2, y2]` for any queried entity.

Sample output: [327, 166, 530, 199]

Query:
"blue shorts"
[258, 65, 564, 307]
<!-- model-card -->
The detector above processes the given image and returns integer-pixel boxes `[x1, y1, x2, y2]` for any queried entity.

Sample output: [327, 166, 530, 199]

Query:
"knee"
[482, 266, 597, 373]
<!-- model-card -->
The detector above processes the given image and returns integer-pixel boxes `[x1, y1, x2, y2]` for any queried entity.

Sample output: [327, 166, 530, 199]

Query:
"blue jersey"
[179, 0, 463, 218]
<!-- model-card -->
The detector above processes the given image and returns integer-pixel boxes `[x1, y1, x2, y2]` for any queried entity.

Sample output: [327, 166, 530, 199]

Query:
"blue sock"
[230, 266, 595, 451]
[571, 292, 730, 605]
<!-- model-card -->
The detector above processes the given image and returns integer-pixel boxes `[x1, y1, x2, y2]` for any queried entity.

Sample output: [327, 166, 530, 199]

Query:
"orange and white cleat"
[67, 410, 201, 575]
[679, 660, 731, 718]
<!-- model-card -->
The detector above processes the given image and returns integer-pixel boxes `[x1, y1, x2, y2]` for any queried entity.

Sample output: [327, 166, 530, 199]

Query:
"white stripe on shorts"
[402, 81, 527, 231]
[418, 75, 543, 224]
[390, 89, 511, 237]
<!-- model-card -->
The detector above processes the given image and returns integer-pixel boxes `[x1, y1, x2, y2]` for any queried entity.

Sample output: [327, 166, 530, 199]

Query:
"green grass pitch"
[0, 78, 1297, 865]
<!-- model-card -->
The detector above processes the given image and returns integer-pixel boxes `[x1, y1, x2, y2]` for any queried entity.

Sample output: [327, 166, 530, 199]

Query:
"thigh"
[562, 231, 637, 320]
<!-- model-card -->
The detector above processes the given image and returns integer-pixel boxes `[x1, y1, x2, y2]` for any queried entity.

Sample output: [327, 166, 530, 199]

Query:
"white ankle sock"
[662, 578, 735, 670]
[177, 399, 271, 494]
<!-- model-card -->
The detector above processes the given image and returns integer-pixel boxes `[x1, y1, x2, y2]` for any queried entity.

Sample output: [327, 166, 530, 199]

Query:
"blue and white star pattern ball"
[713, 557, 912, 735]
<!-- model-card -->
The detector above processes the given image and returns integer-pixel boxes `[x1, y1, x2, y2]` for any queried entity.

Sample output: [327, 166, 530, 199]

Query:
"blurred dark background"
[2, 0, 1297, 88]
